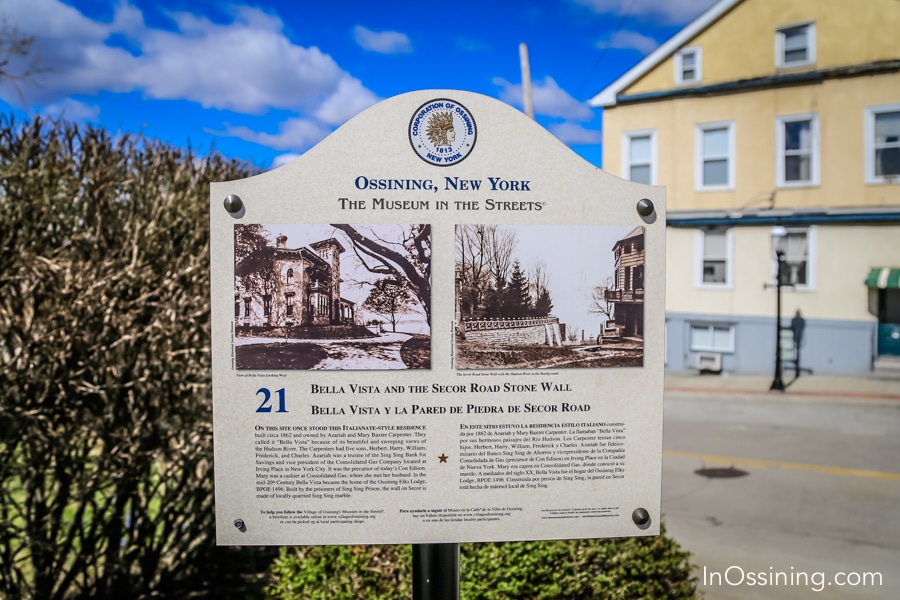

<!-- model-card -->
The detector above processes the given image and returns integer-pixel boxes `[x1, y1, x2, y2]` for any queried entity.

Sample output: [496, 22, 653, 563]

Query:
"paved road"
[662, 391, 900, 599]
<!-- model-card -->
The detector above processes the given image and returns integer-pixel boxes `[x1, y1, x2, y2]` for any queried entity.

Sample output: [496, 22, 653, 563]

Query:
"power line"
[576, 0, 638, 99]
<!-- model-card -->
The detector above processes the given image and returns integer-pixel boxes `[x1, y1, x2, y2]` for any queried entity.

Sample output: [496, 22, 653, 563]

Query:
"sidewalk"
[664, 372, 900, 401]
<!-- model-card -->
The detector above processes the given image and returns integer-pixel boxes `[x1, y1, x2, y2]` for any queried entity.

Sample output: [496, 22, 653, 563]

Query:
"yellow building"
[590, 0, 900, 376]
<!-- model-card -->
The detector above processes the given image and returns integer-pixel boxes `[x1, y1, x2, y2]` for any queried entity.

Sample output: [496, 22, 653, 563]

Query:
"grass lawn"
[235, 343, 329, 370]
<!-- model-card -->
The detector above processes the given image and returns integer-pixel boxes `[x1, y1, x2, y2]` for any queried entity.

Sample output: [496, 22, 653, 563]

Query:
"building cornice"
[274, 246, 331, 266]
[668, 206, 900, 227]
[615, 60, 900, 107]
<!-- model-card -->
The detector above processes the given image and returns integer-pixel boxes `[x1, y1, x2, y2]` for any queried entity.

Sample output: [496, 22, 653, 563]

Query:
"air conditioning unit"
[695, 352, 723, 373]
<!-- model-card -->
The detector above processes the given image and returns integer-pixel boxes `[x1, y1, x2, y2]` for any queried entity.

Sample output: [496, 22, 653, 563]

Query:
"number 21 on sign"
[256, 387, 287, 413]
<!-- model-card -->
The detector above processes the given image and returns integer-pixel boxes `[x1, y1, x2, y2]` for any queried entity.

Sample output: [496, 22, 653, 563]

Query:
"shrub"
[267, 527, 696, 599]
[0, 116, 270, 599]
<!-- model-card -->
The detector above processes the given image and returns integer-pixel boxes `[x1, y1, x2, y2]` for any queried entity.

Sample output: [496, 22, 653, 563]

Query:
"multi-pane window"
[690, 324, 735, 353]
[777, 22, 815, 68]
[262, 295, 272, 318]
[696, 122, 734, 190]
[285, 292, 295, 316]
[623, 130, 656, 185]
[700, 228, 730, 285]
[286, 268, 294, 285]
[777, 114, 819, 186]
[866, 105, 900, 183]
[243, 298, 251, 318]
[675, 47, 701, 84]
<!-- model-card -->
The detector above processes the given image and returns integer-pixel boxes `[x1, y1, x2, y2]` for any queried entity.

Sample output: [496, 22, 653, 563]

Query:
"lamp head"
[771, 225, 788, 256]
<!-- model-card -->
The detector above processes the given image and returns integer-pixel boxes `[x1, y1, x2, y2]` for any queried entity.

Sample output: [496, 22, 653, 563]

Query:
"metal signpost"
[209, 90, 665, 594]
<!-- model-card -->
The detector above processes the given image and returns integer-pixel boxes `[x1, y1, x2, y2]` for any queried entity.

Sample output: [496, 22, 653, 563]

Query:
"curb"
[665, 385, 900, 402]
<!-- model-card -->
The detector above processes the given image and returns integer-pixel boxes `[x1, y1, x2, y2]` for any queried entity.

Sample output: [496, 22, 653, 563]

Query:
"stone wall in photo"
[462, 316, 562, 346]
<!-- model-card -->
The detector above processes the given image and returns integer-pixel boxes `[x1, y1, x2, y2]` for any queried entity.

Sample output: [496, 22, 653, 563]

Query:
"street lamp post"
[770, 226, 787, 391]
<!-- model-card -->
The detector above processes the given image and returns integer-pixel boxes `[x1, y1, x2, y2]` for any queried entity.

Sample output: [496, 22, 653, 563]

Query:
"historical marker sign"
[210, 90, 665, 546]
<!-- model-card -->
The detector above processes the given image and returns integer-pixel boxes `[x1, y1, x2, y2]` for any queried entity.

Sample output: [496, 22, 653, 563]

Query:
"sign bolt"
[234, 519, 246, 532]
[632, 508, 651, 529]
[224, 194, 244, 214]
[636, 198, 654, 217]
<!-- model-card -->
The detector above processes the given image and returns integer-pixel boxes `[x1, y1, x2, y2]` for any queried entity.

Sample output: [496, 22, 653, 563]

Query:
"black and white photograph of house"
[455, 224, 644, 369]
[234, 223, 431, 370]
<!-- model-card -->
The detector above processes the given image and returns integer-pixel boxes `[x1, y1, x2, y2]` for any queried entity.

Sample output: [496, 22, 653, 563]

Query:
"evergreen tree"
[506, 260, 531, 318]
[532, 288, 553, 317]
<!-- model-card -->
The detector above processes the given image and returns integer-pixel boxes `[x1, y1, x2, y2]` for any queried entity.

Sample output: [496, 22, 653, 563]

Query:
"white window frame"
[621, 129, 657, 185]
[694, 227, 734, 289]
[675, 46, 702, 85]
[865, 103, 900, 185]
[689, 323, 735, 353]
[695, 121, 735, 191]
[776, 21, 815, 69]
[776, 113, 820, 188]
[773, 225, 817, 291]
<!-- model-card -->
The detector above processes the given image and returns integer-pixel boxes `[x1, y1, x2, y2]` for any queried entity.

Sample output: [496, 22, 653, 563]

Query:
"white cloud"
[352, 25, 412, 54]
[217, 118, 333, 150]
[42, 98, 101, 121]
[572, 0, 716, 24]
[601, 30, 659, 54]
[133, 9, 347, 113]
[110, 0, 146, 36]
[0, 0, 137, 102]
[0, 0, 381, 154]
[270, 153, 301, 169]
[549, 122, 602, 145]
[494, 76, 593, 121]
[314, 77, 380, 125]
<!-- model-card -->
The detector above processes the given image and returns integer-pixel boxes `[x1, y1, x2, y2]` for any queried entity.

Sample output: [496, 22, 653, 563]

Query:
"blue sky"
[0, 0, 717, 170]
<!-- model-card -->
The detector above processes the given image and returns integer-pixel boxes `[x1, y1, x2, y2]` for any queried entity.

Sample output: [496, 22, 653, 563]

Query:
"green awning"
[865, 268, 900, 289]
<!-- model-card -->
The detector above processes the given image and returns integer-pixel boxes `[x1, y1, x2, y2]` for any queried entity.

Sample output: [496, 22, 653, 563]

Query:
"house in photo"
[235, 234, 355, 329]
[590, 0, 900, 376]
[603, 227, 645, 341]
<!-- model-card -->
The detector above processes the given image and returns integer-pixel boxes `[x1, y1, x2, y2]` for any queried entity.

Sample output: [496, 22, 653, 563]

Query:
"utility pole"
[519, 42, 534, 120]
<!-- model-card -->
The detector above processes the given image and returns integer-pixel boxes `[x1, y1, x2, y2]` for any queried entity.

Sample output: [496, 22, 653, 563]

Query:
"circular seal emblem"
[408, 98, 477, 167]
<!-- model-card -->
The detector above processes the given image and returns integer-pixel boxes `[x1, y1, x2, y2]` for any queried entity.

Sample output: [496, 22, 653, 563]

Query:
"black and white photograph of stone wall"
[234, 223, 431, 370]
[455, 224, 644, 369]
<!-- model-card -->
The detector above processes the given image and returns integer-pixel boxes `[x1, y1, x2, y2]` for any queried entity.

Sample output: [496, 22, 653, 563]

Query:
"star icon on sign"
[438, 454, 448, 463]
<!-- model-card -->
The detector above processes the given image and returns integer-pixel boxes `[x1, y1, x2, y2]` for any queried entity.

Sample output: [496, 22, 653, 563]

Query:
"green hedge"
[0, 116, 271, 599]
[267, 528, 696, 599]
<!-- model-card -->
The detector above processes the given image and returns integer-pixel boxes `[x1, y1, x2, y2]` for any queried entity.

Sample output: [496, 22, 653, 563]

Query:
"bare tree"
[485, 225, 517, 290]
[529, 258, 553, 316]
[331, 224, 431, 325]
[529, 259, 550, 298]
[589, 276, 615, 322]
[455, 225, 518, 318]
[455, 224, 491, 318]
